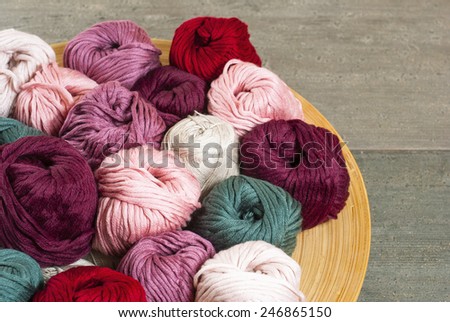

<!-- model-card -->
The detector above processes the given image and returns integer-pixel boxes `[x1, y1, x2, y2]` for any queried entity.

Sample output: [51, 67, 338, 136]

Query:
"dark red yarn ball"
[240, 119, 350, 230]
[32, 266, 146, 302]
[169, 16, 262, 83]
[0, 136, 97, 267]
[132, 65, 207, 127]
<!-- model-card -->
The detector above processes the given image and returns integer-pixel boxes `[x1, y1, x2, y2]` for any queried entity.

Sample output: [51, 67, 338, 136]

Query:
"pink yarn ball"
[14, 62, 97, 136]
[93, 146, 202, 257]
[208, 59, 304, 136]
[64, 20, 161, 89]
[59, 81, 166, 170]
[118, 230, 215, 302]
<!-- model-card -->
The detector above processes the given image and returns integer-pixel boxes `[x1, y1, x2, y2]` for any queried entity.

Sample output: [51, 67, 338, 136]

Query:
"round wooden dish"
[51, 40, 371, 302]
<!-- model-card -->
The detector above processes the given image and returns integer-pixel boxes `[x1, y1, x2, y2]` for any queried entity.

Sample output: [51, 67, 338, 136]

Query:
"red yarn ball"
[32, 266, 146, 302]
[240, 119, 350, 230]
[169, 16, 261, 83]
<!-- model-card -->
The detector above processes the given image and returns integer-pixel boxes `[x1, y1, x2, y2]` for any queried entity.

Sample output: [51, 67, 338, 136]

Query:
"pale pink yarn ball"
[0, 29, 55, 117]
[14, 62, 97, 136]
[194, 240, 306, 302]
[93, 145, 202, 257]
[207, 59, 304, 136]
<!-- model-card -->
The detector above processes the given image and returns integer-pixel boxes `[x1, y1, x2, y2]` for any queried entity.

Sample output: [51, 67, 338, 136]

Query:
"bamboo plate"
[51, 40, 371, 302]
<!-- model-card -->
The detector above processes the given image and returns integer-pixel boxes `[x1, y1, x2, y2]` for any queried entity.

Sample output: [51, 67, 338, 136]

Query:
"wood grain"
[52, 40, 371, 302]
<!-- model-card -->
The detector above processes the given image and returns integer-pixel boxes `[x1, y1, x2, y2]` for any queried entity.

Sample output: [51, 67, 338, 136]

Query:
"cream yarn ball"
[194, 240, 306, 302]
[163, 113, 239, 198]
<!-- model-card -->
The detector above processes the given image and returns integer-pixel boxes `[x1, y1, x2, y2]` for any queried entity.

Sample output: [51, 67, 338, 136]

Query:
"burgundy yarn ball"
[0, 136, 97, 267]
[118, 230, 215, 302]
[64, 20, 161, 89]
[132, 65, 207, 127]
[32, 266, 146, 302]
[240, 119, 350, 230]
[169, 16, 261, 83]
[59, 81, 166, 170]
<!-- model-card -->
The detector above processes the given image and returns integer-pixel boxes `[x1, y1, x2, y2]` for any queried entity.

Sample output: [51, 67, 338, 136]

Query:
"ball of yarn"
[41, 259, 94, 283]
[0, 29, 55, 117]
[84, 250, 122, 270]
[32, 266, 146, 302]
[208, 59, 304, 136]
[240, 119, 350, 230]
[170, 17, 261, 83]
[118, 230, 215, 302]
[0, 136, 98, 267]
[59, 81, 166, 170]
[64, 20, 161, 89]
[0, 117, 43, 144]
[163, 114, 239, 198]
[0, 249, 43, 302]
[194, 240, 306, 302]
[93, 146, 201, 257]
[14, 62, 97, 136]
[133, 66, 207, 127]
[188, 175, 302, 254]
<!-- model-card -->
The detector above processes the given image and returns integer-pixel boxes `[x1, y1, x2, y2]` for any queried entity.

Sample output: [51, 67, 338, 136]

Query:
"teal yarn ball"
[0, 249, 43, 301]
[0, 117, 43, 144]
[188, 175, 302, 255]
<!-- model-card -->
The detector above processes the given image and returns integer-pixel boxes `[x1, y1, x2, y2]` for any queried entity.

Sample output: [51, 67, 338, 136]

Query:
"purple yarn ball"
[0, 136, 97, 267]
[64, 20, 161, 89]
[59, 82, 166, 170]
[118, 230, 215, 302]
[132, 66, 207, 127]
[240, 119, 350, 230]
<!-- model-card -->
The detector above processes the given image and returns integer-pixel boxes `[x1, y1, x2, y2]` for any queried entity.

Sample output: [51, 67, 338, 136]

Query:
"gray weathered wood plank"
[0, 0, 448, 150]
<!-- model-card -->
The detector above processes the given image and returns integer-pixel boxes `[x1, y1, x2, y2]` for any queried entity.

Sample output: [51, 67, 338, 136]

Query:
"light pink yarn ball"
[14, 62, 97, 136]
[0, 29, 55, 117]
[93, 145, 202, 257]
[207, 59, 304, 136]
[194, 240, 306, 302]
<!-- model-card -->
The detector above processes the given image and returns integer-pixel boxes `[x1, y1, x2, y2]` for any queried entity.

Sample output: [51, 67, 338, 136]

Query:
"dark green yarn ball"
[0, 117, 43, 144]
[0, 249, 43, 301]
[188, 175, 302, 255]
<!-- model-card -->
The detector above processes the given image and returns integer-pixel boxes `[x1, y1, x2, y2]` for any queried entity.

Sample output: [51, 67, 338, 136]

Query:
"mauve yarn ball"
[32, 266, 146, 302]
[240, 119, 350, 230]
[188, 175, 302, 255]
[118, 230, 215, 302]
[59, 81, 166, 170]
[0, 29, 55, 117]
[0, 117, 43, 144]
[208, 59, 304, 137]
[169, 16, 261, 83]
[93, 146, 202, 257]
[14, 62, 97, 136]
[0, 249, 43, 302]
[132, 65, 207, 127]
[64, 20, 161, 89]
[194, 241, 306, 302]
[0, 136, 98, 267]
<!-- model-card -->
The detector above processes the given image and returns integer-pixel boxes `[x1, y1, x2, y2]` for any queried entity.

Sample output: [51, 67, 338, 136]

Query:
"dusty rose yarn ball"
[208, 59, 304, 137]
[14, 62, 97, 136]
[64, 20, 161, 89]
[93, 146, 202, 257]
